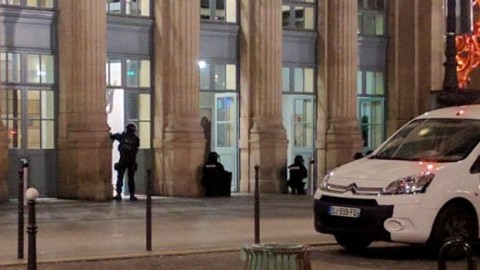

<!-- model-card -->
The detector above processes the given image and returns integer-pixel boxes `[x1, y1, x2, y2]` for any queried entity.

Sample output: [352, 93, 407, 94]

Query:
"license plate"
[329, 206, 361, 218]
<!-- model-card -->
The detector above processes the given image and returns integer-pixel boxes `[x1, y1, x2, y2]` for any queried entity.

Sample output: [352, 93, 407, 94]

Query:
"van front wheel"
[334, 233, 372, 252]
[428, 204, 477, 255]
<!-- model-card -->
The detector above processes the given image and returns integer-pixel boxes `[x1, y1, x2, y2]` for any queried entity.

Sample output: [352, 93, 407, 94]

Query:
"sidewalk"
[0, 194, 335, 267]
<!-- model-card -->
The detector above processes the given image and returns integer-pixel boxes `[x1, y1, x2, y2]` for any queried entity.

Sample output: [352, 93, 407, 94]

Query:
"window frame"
[1, 50, 56, 150]
[357, 68, 386, 151]
[282, 0, 317, 31]
[106, 56, 152, 149]
[0, 0, 55, 9]
[199, 59, 238, 92]
[106, 0, 151, 17]
[357, 0, 386, 36]
[200, 0, 238, 24]
[282, 65, 316, 95]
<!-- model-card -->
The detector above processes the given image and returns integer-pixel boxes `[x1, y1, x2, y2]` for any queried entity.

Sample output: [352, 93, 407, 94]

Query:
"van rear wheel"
[334, 233, 372, 252]
[428, 204, 477, 256]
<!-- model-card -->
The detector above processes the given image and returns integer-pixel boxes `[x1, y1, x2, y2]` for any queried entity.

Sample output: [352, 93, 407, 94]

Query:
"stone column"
[315, 0, 329, 187]
[57, 0, 112, 200]
[153, 0, 205, 196]
[325, 0, 363, 170]
[388, 0, 442, 134]
[239, 0, 288, 193]
[0, 14, 8, 201]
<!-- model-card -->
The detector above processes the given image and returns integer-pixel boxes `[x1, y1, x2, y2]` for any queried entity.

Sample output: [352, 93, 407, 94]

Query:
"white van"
[314, 105, 480, 253]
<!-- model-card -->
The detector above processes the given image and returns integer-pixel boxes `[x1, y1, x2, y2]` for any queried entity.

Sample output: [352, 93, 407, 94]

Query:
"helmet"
[208, 152, 219, 162]
[294, 155, 304, 163]
[126, 123, 137, 133]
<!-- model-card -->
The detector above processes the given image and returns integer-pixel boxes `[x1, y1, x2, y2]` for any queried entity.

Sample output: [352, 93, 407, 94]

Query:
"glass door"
[282, 95, 315, 193]
[358, 97, 385, 152]
[213, 93, 238, 192]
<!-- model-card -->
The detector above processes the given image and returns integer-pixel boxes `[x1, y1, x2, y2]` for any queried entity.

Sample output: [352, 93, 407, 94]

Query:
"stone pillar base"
[157, 141, 205, 197]
[58, 131, 112, 200]
[156, 120, 206, 197]
[248, 119, 288, 193]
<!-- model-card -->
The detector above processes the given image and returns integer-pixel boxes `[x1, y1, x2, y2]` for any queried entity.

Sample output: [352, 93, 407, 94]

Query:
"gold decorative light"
[456, 0, 480, 88]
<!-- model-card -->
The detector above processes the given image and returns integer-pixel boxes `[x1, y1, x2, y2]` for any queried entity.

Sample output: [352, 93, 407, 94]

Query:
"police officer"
[110, 123, 140, 201]
[202, 152, 225, 197]
[287, 155, 308, 194]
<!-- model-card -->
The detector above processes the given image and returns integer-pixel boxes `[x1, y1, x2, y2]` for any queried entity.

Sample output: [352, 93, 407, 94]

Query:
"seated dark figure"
[287, 155, 308, 194]
[202, 152, 230, 197]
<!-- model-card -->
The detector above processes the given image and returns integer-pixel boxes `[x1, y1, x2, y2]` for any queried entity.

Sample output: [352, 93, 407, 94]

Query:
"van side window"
[470, 155, 480, 174]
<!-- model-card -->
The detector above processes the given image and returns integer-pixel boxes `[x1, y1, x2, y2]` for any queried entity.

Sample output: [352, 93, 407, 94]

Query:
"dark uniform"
[202, 152, 226, 197]
[110, 123, 140, 201]
[287, 155, 308, 194]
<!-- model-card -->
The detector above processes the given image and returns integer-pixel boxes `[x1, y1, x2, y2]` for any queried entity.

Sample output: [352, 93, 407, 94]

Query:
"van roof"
[417, 104, 480, 120]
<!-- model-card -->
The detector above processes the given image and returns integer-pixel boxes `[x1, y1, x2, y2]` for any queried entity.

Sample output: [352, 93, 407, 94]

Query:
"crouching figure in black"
[287, 155, 308, 194]
[202, 152, 228, 197]
[110, 123, 140, 201]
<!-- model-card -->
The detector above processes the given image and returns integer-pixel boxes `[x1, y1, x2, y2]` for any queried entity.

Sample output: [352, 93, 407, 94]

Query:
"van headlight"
[381, 172, 434, 195]
[319, 171, 334, 190]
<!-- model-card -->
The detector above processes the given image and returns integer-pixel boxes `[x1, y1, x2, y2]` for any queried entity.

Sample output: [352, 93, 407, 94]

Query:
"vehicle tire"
[334, 233, 373, 252]
[428, 204, 477, 257]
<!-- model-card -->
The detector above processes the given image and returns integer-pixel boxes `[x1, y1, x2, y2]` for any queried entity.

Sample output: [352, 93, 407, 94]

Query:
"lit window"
[1, 52, 21, 83]
[357, 70, 363, 94]
[106, 59, 122, 87]
[106, 0, 150, 17]
[0, 0, 54, 8]
[357, 69, 386, 150]
[0, 89, 55, 149]
[125, 92, 151, 149]
[126, 59, 151, 88]
[0, 89, 22, 149]
[0, 0, 21, 5]
[27, 54, 54, 84]
[199, 60, 237, 92]
[201, 0, 237, 23]
[365, 71, 384, 95]
[293, 98, 314, 147]
[283, 0, 316, 30]
[26, 90, 54, 149]
[27, 0, 54, 8]
[358, 0, 385, 36]
[282, 66, 315, 93]
[106, 57, 152, 149]
[1, 50, 56, 150]
[199, 61, 211, 90]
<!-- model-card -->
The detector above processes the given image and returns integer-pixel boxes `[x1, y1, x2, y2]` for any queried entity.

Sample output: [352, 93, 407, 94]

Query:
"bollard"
[308, 159, 315, 196]
[146, 169, 152, 251]
[21, 159, 29, 199]
[25, 188, 39, 270]
[438, 238, 477, 270]
[17, 162, 24, 259]
[254, 165, 260, 244]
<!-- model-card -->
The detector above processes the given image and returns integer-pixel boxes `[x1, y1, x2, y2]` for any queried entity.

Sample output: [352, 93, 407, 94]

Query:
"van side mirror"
[353, 152, 364, 160]
[470, 155, 480, 174]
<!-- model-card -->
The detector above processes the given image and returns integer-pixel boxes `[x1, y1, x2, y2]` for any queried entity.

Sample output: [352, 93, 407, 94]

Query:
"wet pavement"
[0, 194, 334, 268]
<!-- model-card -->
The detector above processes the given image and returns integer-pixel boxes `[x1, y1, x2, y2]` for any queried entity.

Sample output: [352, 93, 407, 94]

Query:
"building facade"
[0, 0, 446, 201]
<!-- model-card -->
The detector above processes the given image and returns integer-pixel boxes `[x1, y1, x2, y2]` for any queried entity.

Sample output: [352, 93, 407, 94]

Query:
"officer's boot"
[114, 189, 122, 201]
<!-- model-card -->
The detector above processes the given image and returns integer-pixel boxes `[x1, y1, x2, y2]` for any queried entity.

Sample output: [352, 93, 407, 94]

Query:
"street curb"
[0, 241, 337, 267]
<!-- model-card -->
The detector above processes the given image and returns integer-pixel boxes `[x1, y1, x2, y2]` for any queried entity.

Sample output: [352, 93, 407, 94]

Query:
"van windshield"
[373, 118, 480, 162]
